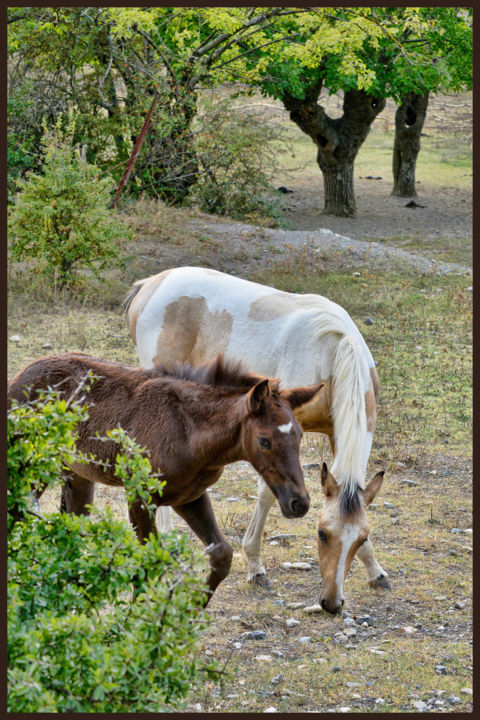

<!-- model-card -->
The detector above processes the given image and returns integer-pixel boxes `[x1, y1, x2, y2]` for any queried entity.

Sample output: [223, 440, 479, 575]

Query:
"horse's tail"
[330, 334, 369, 516]
[123, 278, 146, 317]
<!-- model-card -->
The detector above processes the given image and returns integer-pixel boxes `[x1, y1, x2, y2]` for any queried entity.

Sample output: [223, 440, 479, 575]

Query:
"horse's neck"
[186, 394, 245, 468]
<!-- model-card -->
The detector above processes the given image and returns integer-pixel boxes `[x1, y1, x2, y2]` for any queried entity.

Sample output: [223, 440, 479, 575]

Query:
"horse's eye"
[318, 529, 328, 543]
[258, 437, 272, 449]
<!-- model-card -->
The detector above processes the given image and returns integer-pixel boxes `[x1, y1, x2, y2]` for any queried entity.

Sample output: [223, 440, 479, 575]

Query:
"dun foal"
[8, 352, 321, 605]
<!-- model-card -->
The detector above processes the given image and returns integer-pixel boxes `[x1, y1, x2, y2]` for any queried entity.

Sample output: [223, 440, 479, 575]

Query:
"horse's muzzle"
[280, 493, 310, 518]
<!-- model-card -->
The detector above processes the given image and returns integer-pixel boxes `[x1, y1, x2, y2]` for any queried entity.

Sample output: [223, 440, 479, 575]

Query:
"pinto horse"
[8, 352, 321, 605]
[125, 266, 389, 613]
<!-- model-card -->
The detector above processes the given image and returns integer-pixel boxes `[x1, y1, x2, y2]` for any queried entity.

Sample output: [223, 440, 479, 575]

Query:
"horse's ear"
[245, 379, 270, 415]
[362, 471, 385, 506]
[321, 461, 338, 497]
[281, 383, 324, 411]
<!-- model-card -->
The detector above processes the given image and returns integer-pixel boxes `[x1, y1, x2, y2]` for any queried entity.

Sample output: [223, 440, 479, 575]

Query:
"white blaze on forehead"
[335, 522, 360, 601]
[278, 422, 293, 434]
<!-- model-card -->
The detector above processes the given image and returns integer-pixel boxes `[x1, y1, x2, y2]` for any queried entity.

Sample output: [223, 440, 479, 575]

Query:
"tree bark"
[391, 92, 429, 197]
[283, 84, 386, 217]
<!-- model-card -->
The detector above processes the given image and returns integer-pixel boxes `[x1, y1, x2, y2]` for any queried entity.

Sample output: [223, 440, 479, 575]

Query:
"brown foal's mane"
[145, 353, 280, 396]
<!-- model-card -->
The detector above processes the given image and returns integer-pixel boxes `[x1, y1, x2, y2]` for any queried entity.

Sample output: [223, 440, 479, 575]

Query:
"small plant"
[7, 386, 219, 712]
[8, 111, 132, 289]
[191, 92, 292, 224]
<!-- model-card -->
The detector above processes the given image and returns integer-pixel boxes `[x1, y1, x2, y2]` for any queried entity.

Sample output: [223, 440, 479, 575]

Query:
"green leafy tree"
[7, 386, 219, 712]
[8, 113, 131, 288]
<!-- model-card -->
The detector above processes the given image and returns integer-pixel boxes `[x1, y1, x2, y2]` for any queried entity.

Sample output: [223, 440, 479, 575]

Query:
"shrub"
[191, 91, 293, 225]
[8, 112, 132, 289]
[7, 386, 218, 712]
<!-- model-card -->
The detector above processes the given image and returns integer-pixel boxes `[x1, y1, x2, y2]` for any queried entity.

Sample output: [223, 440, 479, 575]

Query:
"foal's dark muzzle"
[289, 495, 310, 517]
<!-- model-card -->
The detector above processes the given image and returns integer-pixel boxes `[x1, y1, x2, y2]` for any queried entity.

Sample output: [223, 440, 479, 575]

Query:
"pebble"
[451, 528, 472, 534]
[263, 707, 278, 713]
[369, 648, 386, 655]
[304, 604, 323, 614]
[343, 627, 357, 638]
[364, 317, 374, 325]
[454, 601, 466, 610]
[403, 626, 417, 635]
[375, 698, 385, 705]
[286, 618, 301, 628]
[303, 463, 321, 471]
[352, 271, 361, 277]
[42, 342, 53, 349]
[339, 707, 351, 713]
[268, 533, 296, 545]
[399, 478, 419, 486]
[345, 681, 361, 688]
[244, 630, 267, 640]
[449, 696, 461, 704]
[343, 617, 356, 626]
[271, 674, 283, 685]
[10, 335, 21, 342]
[255, 654, 273, 662]
[226, 496, 241, 502]
[194, 703, 202, 712]
[461, 688, 473, 696]
[331, 666, 342, 673]
[391, 517, 399, 525]
[231, 615, 241, 621]
[355, 615, 374, 626]
[268, 541, 279, 546]
[413, 701, 429, 711]
[434, 665, 447, 675]
[383, 501, 394, 509]
[286, 601, 304, 609]
[282, 561, 312, 571]
[233, 642, 242, 649]
[299, 636, 311, 644]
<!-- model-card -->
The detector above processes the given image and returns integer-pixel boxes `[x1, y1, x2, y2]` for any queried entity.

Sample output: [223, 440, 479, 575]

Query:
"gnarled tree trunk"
[391, 92, 429, 197]
[283, 84, 386, 217]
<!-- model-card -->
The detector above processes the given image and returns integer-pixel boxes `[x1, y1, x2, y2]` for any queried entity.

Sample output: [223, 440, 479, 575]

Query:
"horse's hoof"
[250, 573, 271, 588]
[369, 574, 391, 590]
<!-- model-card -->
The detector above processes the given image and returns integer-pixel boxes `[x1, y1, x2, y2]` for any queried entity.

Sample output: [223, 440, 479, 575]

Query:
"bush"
[191, 91, 293, 225]
[8, 112, 132, 289]
[7, 387, 218, 712]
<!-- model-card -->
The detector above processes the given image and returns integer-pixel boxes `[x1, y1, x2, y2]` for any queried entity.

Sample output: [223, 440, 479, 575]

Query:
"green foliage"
[8, 112, 131, 288]
[7, 387, 217, 712]
[191, 93, 289, 223]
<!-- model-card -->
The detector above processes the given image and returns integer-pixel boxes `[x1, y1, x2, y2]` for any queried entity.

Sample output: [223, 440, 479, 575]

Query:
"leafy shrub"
[7, 387, 218, 712]
[8, 112, 132, 289]
[191, 92, 292, 225]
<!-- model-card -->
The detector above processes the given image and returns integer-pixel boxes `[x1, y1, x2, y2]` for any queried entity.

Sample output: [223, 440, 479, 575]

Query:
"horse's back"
[127, 266, 373, 384]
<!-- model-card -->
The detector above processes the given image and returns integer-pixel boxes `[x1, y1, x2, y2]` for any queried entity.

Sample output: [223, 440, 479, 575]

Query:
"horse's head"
[241, 380, 323, 519]
[317, 462, 385, 614]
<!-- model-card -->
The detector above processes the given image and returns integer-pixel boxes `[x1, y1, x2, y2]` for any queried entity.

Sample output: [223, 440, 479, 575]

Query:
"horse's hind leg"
[173, 493, 233, 606]
[60, 473, 95, 515]
[128, 498, 157, 543]
[241, 477, 276, 587]
[356, 536, 391, 590]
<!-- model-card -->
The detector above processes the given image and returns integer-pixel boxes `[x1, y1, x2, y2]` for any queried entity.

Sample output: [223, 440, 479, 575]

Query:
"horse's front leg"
[128, 498, 158, 544]
[241, 477, 276, 587]
[173, 493, 233, 606]
[356, 536, 391, 590]
[60, 472, 95, 515]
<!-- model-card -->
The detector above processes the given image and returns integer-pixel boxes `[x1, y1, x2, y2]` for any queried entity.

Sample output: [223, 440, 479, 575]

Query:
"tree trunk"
[391, 92, 429, 197]
[283, 85, 386, 217]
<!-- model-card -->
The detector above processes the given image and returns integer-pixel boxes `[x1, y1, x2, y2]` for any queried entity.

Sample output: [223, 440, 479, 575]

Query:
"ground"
[7, 91, 472, 713]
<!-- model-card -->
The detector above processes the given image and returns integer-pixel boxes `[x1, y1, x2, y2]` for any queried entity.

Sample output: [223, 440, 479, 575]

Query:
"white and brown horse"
[125, 266, 389, 613]
[8, 352, 321, 606]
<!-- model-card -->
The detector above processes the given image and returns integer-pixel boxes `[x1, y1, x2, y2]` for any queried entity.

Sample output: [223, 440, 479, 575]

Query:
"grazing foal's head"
[240, 379, 323, 519]
[317, 463, 384, 614]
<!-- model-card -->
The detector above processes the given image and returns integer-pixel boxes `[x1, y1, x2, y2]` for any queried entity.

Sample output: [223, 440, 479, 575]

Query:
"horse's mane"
[146, 354, 279, 395]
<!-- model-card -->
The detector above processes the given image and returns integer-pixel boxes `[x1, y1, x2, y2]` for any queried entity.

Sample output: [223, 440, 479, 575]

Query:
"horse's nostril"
[290, 496, 309, 516]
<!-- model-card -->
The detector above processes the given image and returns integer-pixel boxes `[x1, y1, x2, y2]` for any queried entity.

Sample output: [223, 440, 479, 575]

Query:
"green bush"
[191, 92, 292, 225]
[7, 387, 218, 712]
[8, 112, 132, 289]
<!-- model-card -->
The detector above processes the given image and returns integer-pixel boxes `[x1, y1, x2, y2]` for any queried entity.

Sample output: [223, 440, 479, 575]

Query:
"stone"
[460, 688, 473, 696]
[343, 627, 357, 638]
[345, 682, 361, 688]
[454, 601, 465, 610]
[399, 478, 419, 486]
[42, 342, 53, 349]
[343, 617, 356, 626]
[233, 642, 242, 649]
[299, 636, 311, 644]
[434, 665, 447, 675]
[448, 696, 461, 705]
[303, 463, 321, 471]
[194, 703, 202, 712]
[231, 615, 241, 621]
[364, 317, 374, 326]
[304, 604, 323, 614]
[263, 707, 278, 713]
[413, 701, 428, 711]
[331, 666, 342, 673]
[286, 601, 304, 609]
[282, 561, 312, 571]
[268, 533, 296, 545]
[255, 655, 273, 662]
[225, 496, 241, 502]
[271, 674, 284, 685]
[403, 626, 417, 635]
[383, 501, 394, 509]
[10, 335, 21, 343]
[244, 630, 267, 640]
[286, 618, 301, 628]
